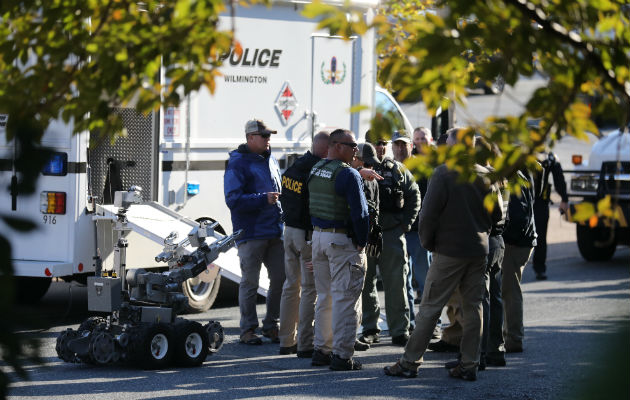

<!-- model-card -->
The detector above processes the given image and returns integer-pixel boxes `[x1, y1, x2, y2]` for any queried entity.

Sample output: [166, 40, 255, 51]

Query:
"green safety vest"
[308, 159, 351, 222]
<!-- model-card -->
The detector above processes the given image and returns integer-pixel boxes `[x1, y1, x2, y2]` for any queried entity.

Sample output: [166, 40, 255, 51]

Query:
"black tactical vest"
[374, 158, 405, 213]
[280, 151, 321, 230]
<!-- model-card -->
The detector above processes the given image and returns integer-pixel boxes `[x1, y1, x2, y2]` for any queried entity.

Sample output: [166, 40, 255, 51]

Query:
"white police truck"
[0, 0, 417, 308]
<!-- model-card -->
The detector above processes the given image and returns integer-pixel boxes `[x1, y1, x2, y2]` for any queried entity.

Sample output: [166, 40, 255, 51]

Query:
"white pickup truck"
[566, 128, 630, 261]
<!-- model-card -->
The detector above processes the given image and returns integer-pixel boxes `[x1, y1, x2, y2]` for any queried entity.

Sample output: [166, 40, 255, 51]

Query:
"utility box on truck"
[0, 0, 417, 308]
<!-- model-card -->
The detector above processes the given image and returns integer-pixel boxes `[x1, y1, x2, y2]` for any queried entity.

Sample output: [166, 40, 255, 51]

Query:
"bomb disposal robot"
[56, 187, 242, 368]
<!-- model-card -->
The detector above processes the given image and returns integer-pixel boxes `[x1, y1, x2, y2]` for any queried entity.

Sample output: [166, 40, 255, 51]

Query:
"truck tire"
[181, 216, 226, 313]
[182, 274, 221, 313]
[16, 277, 52, 304]
[173, 320, 209, 367]
[576, 225, 616, 261]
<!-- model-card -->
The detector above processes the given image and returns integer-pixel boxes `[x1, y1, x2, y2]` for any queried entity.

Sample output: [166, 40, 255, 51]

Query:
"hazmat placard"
[274, 82, 298, 125]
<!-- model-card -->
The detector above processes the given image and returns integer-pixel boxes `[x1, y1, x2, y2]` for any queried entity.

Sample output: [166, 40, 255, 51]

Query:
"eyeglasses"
[334, 141, 358, 149]
[251, 133, 271, 139]
[376, 141, 388, 146]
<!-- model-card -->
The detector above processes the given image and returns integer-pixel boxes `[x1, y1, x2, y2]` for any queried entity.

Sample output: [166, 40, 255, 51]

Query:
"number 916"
[43, 215, 57, 224]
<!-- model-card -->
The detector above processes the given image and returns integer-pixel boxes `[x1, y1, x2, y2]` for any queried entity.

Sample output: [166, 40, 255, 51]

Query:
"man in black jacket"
[278, 131, 330, 357]
[501, 169, 537, 353]
[533, 152, 568, 280]
[384, 128, 503, 381]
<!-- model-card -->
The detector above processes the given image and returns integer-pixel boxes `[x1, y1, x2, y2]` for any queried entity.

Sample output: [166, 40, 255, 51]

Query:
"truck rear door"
[0, 120, 77, 277]
[310, 35, 357, 133]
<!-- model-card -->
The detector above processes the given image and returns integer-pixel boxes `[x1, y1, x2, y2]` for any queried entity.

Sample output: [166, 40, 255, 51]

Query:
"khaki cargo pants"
[312, 231, 366, 360]
[278, 226, 316, 351]
[401, 252, 487, 370]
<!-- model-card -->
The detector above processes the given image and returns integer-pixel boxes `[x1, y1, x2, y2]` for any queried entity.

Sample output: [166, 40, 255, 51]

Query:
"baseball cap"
[392, 129, 411, 143]
[365, 129, 389, 145]
[245, 119, 277, 135]
[357, 143, 380, 167]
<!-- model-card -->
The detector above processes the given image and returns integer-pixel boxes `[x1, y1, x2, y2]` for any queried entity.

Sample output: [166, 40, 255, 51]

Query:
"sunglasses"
[376, 141, 388, 146]
[334, 141, 358, 148]
[251, 133, 271, 139]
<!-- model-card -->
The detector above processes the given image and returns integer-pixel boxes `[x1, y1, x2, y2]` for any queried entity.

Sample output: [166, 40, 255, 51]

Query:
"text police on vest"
[282, 176, 303, 194]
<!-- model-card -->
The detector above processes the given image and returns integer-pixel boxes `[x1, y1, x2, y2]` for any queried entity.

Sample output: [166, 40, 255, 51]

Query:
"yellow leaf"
[115, 48, 128, 62]
[596, 195, 611, 215]
[483, 192, 496, 214]
[349, 104, 368, 113]
[572, 202, 595, 223]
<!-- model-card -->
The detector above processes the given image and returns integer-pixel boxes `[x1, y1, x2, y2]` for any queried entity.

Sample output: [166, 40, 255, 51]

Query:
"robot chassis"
[56, 187, 242, 369]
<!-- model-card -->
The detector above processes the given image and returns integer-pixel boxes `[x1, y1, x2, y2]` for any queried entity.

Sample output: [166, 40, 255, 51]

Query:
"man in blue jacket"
[224, 119, 286, 345]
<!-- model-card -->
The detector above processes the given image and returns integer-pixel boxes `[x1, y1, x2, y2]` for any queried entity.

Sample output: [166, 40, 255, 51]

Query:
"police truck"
[0, 0, 418, 309]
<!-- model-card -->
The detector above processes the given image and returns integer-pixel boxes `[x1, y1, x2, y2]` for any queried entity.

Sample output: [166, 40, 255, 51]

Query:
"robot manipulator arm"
[165, 228, 243, 285]
[126, 229, 243, 306]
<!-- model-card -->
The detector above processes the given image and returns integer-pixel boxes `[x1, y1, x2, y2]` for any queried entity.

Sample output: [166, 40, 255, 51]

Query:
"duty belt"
[313, 226, 347, 234]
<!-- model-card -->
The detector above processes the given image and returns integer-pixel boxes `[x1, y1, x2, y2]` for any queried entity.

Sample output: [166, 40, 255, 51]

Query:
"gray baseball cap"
[245, 119, 277, 135]
[392, 129, 412, 143]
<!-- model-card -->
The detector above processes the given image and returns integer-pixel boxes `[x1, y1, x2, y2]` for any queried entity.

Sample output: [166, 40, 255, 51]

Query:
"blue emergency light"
[42, 152, 68, 176]
[187, 181, 200, 195]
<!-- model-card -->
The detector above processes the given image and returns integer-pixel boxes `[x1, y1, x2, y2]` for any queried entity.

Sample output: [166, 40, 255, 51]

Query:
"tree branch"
[505, 0, 630, 115]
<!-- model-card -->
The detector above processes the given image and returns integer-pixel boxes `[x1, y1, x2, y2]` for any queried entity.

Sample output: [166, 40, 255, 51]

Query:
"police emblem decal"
[321, 57, 347, 85]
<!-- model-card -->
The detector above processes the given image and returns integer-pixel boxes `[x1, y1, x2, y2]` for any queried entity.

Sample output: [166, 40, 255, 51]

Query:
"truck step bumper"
[12, 260, 74, 278]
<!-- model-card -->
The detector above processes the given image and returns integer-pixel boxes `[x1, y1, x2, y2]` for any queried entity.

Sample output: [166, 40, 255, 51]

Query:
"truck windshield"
[375, 91, 406, 131]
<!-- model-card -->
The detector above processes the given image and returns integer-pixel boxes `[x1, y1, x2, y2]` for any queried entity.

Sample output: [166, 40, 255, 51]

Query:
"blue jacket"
[224, 144, 283, 244]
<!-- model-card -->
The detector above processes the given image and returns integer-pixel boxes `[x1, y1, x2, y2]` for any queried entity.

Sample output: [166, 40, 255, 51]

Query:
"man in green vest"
[308, 128, 370, 371]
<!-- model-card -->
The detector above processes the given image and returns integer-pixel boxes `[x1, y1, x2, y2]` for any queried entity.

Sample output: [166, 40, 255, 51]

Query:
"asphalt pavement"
[4, 215, 629, 399]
